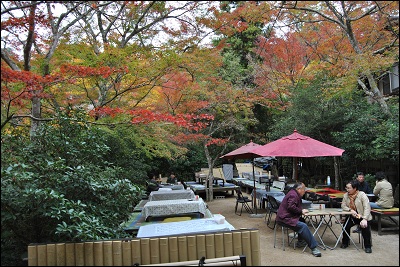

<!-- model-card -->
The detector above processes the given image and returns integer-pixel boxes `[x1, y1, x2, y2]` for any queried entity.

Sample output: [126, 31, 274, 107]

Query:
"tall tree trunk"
[334, 156, 340, 190]
[203, 143, 214, 202]
[29, 96, 41, 139]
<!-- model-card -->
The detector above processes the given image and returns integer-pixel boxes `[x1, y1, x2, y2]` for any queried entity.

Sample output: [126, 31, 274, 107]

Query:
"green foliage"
[99, 124, 190, 183]
[219, 51, 249, 85]
[1, 111, 142, 264]
[364, 173, 376, 191]
[167, 144, 206, 180]
[270, 76, 347, 141]
[222, 22, 263, 68]
[99, 126, 153, 184]
[333, 96, 399, 162]
[268, 74, 399, 184]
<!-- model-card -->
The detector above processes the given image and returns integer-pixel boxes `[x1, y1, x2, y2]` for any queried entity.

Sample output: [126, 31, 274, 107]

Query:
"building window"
[378, 63, 399, 96]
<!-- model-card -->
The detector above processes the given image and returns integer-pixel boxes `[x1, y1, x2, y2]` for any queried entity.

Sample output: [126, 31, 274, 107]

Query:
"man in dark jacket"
[146, 175, 160, 194]
[276, 182, 322, 257]
[353, 172, 372, 233]
[356, 172, 372, 194]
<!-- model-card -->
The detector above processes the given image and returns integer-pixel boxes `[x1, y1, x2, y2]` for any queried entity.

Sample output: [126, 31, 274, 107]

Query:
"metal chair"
[235, 188, 253, 216]
[358, 227, 373, 248]
[265, 195, 280, 229]
[274, 220, 298, 251]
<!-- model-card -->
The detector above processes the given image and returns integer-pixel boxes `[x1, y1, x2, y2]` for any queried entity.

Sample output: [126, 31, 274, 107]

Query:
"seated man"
[146, 176, 160, 194]
[276, 182, 322, 257]
[167, 173, 178, 184]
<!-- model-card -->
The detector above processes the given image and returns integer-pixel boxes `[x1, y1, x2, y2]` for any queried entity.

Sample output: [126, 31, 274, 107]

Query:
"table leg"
[320, 214, 339, 242]
[377, 213, 382, 235]
[302, 215, 327, 252]
[325, 215, 359, 251]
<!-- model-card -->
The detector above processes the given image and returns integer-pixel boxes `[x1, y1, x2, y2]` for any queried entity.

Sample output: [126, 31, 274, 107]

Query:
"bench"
[27, 229, 260, 266]
[370, 208, 399, 235]
[139, 255, 246, 266]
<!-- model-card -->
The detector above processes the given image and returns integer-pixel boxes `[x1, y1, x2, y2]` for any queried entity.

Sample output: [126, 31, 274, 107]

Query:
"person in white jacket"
[370, 171, 394, 209]
[341, 179, 373, 253]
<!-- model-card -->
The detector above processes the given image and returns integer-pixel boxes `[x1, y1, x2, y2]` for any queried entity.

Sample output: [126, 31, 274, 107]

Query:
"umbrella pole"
[294, 158, 298, 182]
[252, 158, 257, 214]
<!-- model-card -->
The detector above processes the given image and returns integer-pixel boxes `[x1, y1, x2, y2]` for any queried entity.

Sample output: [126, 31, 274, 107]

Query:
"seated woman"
[370, 171, 394, 209]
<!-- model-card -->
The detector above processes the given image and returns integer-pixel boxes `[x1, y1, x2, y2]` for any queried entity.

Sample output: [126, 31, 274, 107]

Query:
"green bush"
[1, 112, 142, 265]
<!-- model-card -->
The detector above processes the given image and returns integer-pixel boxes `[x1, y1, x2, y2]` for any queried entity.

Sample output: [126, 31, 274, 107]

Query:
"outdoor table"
[252, 189, 285, 209]
[136, 217, 235, 238]
[303, 208, 359, 251]
[366, 193, 377, 202]
[148, 189, 195, 201]
[254, 174, 272, 185]
[197, 175, 225, 186]
[159, 183, 184, 190]
[142, 198, 207, 221]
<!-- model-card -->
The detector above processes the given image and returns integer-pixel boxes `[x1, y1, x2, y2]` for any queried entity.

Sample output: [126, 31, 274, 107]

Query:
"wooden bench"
[27, 229, 260, 266]
[370, 208, 399, 235]
[139, 255, 246, 266]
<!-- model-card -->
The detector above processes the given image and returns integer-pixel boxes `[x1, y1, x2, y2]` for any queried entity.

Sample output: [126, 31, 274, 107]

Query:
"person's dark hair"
[348, 179, 359, 190]
[375, 171, 386, 181]
[357, 171, 364, 176]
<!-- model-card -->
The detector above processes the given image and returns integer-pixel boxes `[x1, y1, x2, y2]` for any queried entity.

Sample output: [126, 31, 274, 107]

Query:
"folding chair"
[274, 220, 298, 251]
[235, 188, 253, 216]
[358, 228, 373, 248]
[265, 195, 280, 229]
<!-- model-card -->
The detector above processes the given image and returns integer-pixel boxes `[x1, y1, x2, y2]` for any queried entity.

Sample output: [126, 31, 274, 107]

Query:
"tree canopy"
[1, 1, 398, 265]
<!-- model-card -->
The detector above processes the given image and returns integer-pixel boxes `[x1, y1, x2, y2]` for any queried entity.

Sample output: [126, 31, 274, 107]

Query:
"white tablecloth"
[137, 218, 235, 238]
[149, 189, 195, 201]
[159, 184, 185, 190]
[142, 198, 207, 221]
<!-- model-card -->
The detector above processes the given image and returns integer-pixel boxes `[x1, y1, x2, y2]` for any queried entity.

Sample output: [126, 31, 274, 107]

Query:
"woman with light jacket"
[370, 171, 394, 209]
[341, 179, 373, 253]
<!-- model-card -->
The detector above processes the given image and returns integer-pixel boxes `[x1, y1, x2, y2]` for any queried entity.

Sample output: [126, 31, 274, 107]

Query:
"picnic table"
[142, 198, 207, 221]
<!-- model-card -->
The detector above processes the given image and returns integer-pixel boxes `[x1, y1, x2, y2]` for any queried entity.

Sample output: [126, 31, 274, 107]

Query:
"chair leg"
[242, 202, 253, 214]
[274, 223, 298, 251]
[288, 230, 297, 250]
[267, 212, 276, 229]
[266, 212, 272, 225]
[273, 222, 277, 248]
[359, 232, 372, 248]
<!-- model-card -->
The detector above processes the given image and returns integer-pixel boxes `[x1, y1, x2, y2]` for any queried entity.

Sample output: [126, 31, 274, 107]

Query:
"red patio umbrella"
[220, 141, 264, 214]
[251, 129, 345, 181]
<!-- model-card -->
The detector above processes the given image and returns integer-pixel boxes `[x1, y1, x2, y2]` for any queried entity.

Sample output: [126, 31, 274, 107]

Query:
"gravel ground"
[206, 192, 399, 266]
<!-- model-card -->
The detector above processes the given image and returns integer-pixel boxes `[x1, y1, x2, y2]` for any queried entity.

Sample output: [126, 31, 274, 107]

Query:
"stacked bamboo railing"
[28, 229, 260, 266]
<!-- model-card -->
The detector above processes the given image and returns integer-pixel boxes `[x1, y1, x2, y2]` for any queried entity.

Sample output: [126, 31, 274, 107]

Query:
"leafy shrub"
[1, 112, 142, 265]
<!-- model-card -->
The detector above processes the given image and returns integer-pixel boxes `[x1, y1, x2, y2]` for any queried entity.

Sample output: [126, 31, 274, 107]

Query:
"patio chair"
[265, 195, 280, 229]
[234, 188, 253, 216]
[274, 220, 298, 251]
[358, 229, 372, 248]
